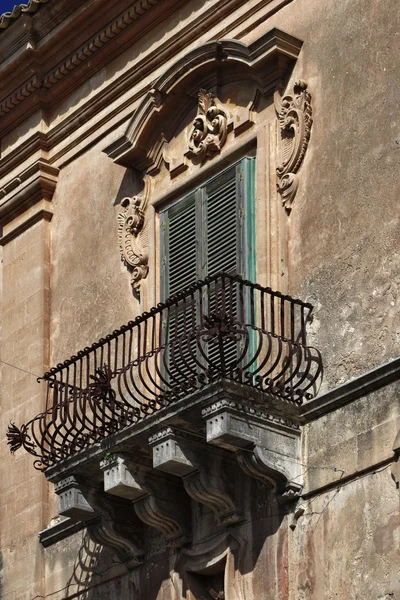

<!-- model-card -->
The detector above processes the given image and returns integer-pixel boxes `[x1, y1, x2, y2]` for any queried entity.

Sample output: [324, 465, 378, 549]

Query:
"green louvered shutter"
[160, 157, 256, 381]
[206, 164, 238, 277]
[161, 192, 198, 299]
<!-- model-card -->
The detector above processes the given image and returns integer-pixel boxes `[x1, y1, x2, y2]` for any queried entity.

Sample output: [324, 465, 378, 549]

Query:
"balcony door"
[159, 157, 256, 385]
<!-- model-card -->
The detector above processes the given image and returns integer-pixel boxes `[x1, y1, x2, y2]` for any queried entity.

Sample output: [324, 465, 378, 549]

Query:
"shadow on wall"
[62, 480, 287, 600]
[65, 531, 136, 598]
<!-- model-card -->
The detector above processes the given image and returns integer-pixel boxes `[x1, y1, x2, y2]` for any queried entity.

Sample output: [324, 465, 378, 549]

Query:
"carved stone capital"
[117, 194, 149, 296]
[187, 89, 230, 163]
[275, 80, 312, 212]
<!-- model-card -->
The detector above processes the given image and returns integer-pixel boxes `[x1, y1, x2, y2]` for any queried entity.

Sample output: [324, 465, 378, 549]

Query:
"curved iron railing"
[7, 273, 322, 470]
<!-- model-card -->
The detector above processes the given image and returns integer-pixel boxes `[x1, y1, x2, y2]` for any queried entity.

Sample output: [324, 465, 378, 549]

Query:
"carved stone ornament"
[117, 194, 149, 295]
[187, 89, 230, 162]
[275, 80, 313, 212]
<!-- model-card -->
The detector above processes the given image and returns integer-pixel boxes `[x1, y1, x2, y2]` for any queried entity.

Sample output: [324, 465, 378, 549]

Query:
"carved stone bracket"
[86, 493, 144, 569]
[117, 192, 149, 296]
[275, 80, 312, 212]
[202, 399, 303, 498]
[149, 427, 243, 525]
[100, 454, 190, 548]
[187, 89, 230, 163]
[54, 474, 144, 568]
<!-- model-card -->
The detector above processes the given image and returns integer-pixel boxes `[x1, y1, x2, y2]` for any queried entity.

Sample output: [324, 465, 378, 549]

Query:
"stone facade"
[0, 0, 399, 599]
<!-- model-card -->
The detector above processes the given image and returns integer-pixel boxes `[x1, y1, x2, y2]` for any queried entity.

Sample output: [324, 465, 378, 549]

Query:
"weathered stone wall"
[0, 0, 398, 598]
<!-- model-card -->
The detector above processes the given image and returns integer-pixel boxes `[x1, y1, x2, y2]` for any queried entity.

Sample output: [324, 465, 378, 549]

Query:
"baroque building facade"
[0, 0, 399, 598]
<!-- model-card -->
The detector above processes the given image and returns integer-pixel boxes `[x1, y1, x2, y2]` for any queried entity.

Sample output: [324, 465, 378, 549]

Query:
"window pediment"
[104, 28, 303, 173]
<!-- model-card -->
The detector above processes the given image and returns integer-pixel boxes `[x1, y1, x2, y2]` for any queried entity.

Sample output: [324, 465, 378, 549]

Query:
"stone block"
[100, 455, 146, 500]
[149, 428, 196, 476]
[54, 476, 96, 521]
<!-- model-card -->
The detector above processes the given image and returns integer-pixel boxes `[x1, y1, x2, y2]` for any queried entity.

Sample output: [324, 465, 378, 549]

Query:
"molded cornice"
[0, 0, 173, 134]
[0, 158, 58, 230]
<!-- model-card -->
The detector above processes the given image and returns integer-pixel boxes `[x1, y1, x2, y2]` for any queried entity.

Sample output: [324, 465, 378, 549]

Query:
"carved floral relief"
[187, 89, 230, 162]
[117, 194, 149, 295]
[275, 80, 313, 211]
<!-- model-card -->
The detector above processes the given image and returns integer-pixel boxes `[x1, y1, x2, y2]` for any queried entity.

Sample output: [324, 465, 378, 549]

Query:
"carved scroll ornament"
[188, 89, 229, 162]
[275, 80, 312, 212]
[117, 195, 149, 296]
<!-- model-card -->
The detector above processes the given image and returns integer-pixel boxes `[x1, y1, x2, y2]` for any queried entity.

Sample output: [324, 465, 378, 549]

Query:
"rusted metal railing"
[7, 273, 322, 470]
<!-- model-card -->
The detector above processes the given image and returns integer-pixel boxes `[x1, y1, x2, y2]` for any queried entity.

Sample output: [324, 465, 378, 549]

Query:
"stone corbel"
[117, 176, 151, 296]
[202, 399, 302, 499]
[100, 455, 190, 548]
[86, 493, 144, 570]
[149, 428, 243, 525]
[54, 474, 144, 568]
[275, 80, 312, 212]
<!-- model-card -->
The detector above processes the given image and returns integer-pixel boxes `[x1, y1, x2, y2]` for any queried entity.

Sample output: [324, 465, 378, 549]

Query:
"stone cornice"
[301, 357, 400, 422]
[0, 0, 292, 168]
[0, 0, 172, 133]
[0, 158, 58, 228]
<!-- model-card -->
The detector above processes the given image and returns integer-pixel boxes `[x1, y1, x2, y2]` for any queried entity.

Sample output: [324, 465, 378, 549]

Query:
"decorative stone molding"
[88, 519, 143, 570]
[150, 428, 243, 525]
[184, 470, 243, 526]
[100, 454, 147, 500]
[104, 29, 304, 170]
[134, 495, 189, 548]
[100, 454, 190, 548]
[187, 89, 230, 162]
[86, 493, 144, 569]
[201, 398, 300, 432]
[117, 194, 149, 295]
[0, 0, 163, 119]
[236, 445, 302, 500]
[54, 476, 97, 522]
[202, 399, 303, 496]
[275, 80, 313, 212]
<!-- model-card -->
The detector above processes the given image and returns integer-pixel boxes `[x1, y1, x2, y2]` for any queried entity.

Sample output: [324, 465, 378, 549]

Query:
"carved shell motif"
[275, 80, 313, 212]
[188, 89, 229, 162]
[117, 195, 149, 296]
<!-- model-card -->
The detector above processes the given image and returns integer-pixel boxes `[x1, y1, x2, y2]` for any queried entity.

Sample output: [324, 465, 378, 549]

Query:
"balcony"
[8, 272, 322, 471]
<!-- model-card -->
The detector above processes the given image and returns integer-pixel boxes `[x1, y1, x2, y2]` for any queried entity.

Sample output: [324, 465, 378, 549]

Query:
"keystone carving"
[275, 80, 312, 212]
[187, 89, 230, 162]
[117, 194, 149, 296]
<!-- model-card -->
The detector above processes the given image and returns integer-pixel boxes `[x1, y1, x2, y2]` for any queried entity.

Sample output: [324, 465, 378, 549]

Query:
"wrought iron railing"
[7, 273, 322, 469]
